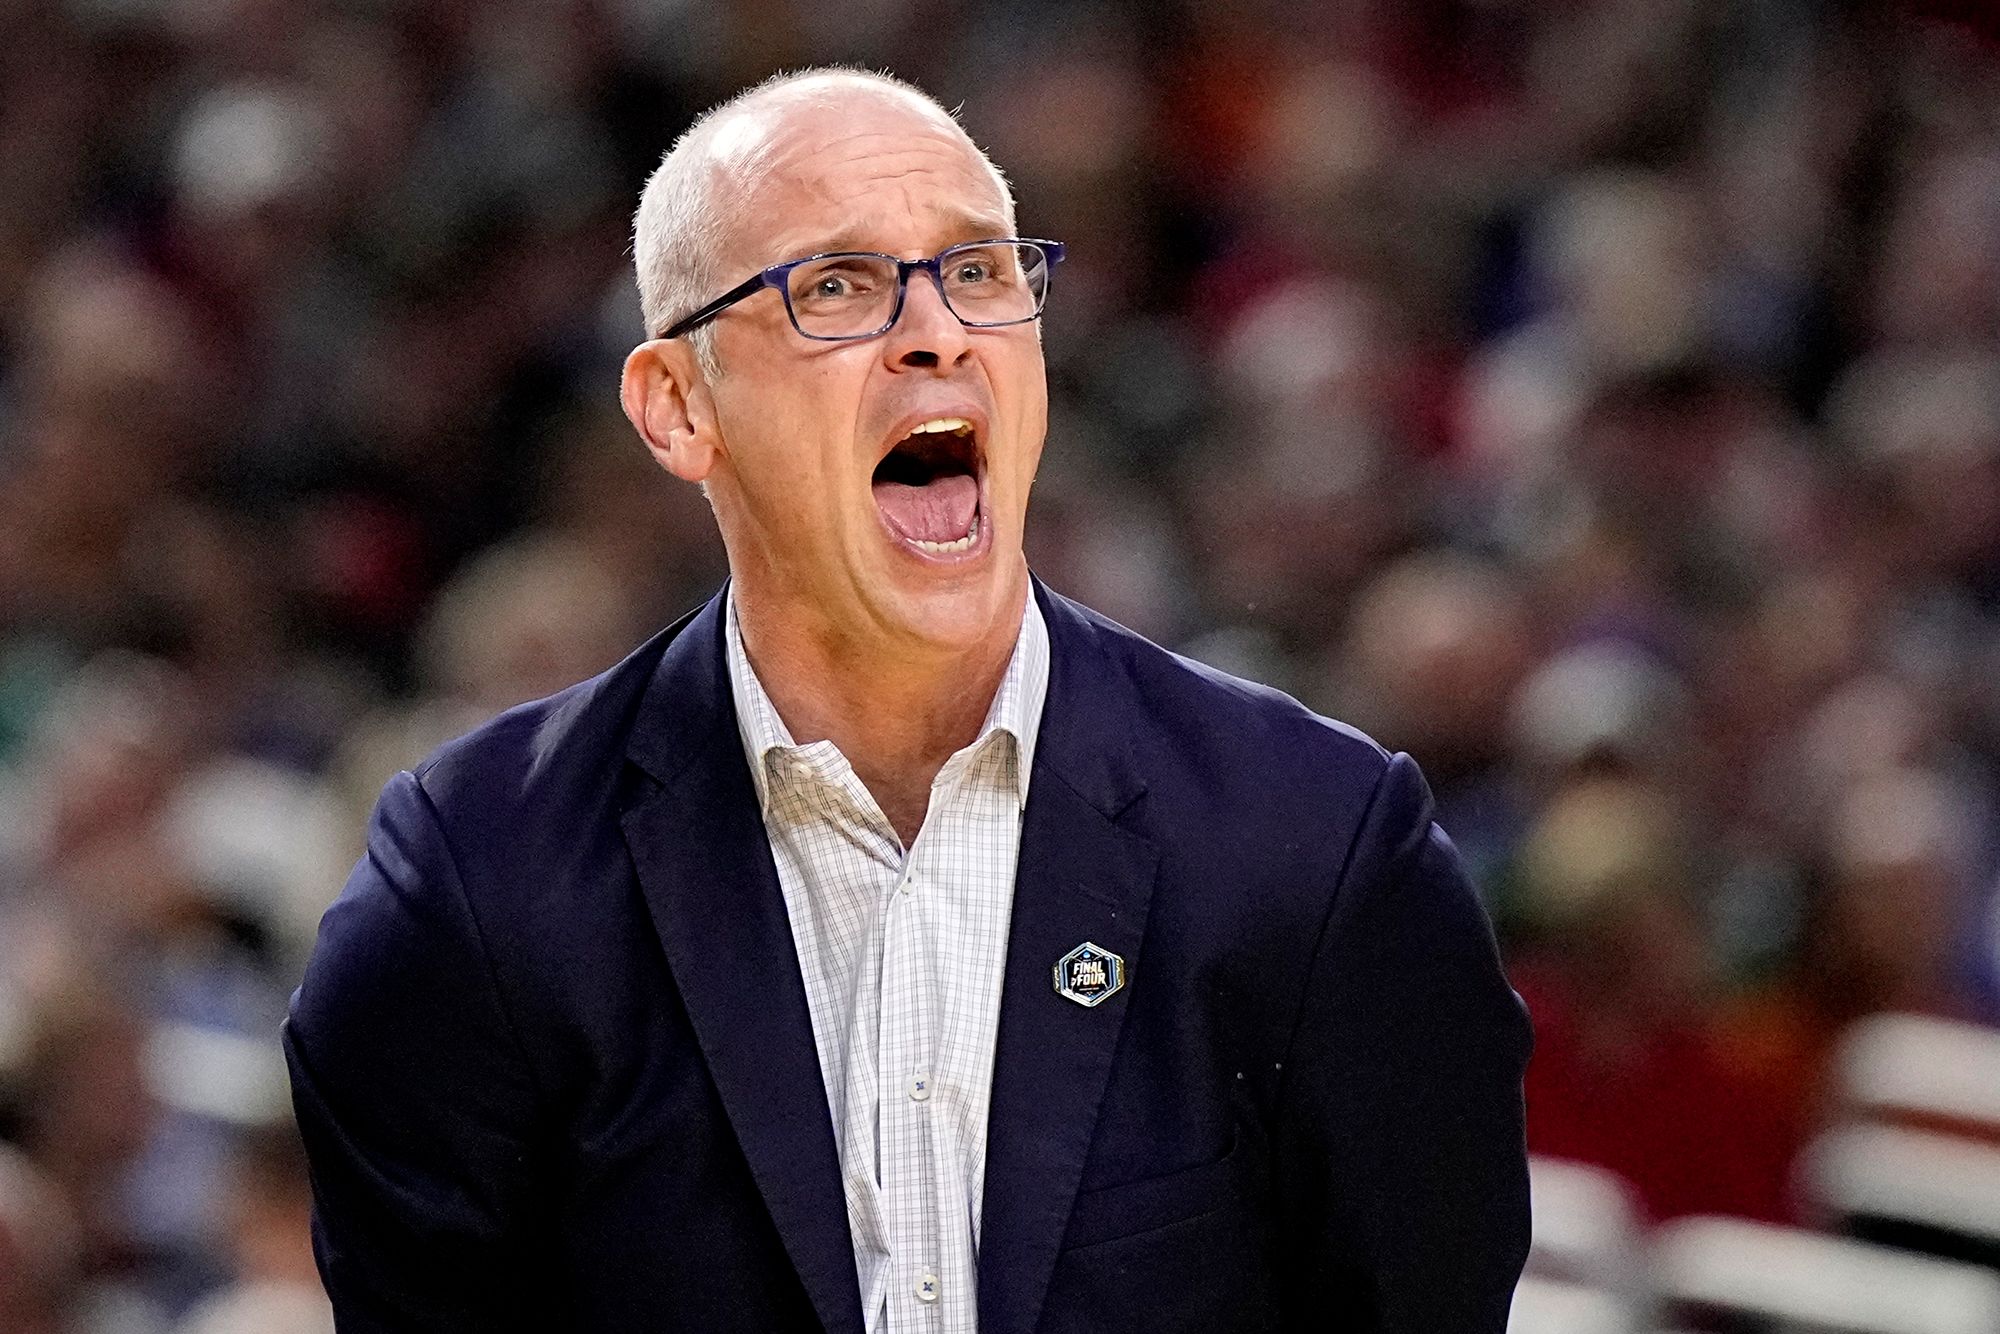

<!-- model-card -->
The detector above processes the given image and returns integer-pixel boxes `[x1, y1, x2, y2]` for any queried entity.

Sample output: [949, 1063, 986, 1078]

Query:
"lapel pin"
[1053, 942, 1126, 1007]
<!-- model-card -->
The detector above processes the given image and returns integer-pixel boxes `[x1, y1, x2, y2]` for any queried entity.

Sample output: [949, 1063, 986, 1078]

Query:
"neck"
[735, 578, 1027, 844]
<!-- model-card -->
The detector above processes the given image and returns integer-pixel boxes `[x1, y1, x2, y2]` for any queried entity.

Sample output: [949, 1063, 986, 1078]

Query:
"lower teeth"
[910, 515, 980, 554]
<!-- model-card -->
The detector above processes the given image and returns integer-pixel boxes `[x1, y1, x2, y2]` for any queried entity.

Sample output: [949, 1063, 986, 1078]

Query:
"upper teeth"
[907, 417, 972, 435]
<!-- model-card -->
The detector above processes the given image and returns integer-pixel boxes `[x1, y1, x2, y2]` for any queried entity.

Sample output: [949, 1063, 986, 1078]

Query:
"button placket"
[728, 588, 1050, 1334]
[879, 837, 943, 1330]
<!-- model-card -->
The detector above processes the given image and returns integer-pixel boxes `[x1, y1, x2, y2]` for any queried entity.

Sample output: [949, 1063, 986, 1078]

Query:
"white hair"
[632, 67, 1015, 380]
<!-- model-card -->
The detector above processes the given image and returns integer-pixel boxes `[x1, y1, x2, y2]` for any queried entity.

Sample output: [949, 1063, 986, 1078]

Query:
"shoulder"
[1051, 592, 1394, 800]
[409, 605, 700, 843]
[1041, 590, 1440, 921]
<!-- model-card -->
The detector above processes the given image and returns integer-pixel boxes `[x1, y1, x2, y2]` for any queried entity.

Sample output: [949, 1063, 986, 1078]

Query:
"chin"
[872, 561, 1025, 654]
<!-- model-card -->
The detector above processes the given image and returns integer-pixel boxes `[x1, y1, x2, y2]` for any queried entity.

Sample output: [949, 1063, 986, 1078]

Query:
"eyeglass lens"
[785, 242, 1052, 338]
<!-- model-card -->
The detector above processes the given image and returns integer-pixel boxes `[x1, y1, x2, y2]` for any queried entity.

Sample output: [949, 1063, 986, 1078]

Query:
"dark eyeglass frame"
[656, 237, 1066, 342]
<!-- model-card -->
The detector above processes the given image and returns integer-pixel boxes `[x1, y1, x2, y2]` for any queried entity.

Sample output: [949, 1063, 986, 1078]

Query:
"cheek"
[717, 372, 860, 511]
[1006, 423, 1046, 497]
[1002, 365, 1049, 492]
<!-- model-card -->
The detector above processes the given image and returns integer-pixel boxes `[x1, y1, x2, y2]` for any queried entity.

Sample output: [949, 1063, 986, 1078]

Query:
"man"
[284, 68, 1532, 1333]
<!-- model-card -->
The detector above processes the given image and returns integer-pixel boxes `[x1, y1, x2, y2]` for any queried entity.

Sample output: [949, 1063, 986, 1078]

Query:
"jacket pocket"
[1060, 1131, 1242, 1252]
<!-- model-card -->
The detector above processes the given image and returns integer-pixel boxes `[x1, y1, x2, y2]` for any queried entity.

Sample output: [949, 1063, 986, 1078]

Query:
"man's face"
[693, 95, 1047, 656]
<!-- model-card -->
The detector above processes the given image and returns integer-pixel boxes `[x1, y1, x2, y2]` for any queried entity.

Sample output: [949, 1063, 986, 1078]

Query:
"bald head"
[632, 69, 1015, 375]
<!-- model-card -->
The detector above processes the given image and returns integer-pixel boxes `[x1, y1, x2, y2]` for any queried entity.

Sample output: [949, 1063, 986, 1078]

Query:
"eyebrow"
[770, 210, 1014, 264]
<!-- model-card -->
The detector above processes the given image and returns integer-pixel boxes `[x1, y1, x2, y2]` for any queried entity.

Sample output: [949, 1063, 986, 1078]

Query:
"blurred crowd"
[2, 0, 1999, 1329]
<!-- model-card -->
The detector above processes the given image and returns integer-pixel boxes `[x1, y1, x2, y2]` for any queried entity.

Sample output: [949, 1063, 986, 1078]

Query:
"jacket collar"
[621, 579, 1158, 1334]
[621, 589, 864, 1333]
[624, 578, 1136, 817]
[977, 580, 1159, 1334]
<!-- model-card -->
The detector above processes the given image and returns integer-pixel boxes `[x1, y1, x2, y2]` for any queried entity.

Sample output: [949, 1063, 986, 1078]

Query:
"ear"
[622, 339, 722, 484]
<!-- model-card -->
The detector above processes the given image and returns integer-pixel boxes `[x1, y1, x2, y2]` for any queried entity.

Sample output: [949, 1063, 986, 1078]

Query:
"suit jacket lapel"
[621, 591, 863, 1334]
[979, 585, 1161, 1334]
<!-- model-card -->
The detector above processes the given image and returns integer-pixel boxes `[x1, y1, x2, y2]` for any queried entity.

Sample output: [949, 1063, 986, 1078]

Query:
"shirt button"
[899, 874, 916, 895]
[909, 1072, 932, 1102]
[916, 1273, 940, 1303]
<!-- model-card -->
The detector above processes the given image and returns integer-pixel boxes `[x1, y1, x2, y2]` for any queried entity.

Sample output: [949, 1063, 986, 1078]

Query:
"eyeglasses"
[657, 238, 1066, 342]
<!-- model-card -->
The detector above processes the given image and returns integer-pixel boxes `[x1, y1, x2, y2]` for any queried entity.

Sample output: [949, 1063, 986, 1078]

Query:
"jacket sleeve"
[283, 769, 548, 1332]
[1272, 751, 1533, 1332]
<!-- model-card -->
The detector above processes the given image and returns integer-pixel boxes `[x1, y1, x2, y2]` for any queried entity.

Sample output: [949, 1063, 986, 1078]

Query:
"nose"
[882, 265, 973, 373]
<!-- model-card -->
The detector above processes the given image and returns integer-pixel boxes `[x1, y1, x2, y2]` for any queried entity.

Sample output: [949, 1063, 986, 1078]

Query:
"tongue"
[873, 473, 978, 544]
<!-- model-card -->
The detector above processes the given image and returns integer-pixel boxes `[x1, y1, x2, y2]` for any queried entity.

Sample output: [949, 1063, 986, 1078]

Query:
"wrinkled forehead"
[708, 90, 1014, 267]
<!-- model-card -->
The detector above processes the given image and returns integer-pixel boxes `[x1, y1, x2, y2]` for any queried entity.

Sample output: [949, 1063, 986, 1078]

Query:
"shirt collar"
[725, 589, 1050, 816]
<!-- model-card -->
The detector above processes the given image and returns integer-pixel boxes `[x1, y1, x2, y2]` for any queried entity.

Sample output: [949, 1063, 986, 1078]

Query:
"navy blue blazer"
[284, 581, 1532, 1332]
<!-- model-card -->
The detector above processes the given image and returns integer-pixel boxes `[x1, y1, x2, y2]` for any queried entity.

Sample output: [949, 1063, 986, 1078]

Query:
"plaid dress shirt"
[725, 592, 1050, 1333]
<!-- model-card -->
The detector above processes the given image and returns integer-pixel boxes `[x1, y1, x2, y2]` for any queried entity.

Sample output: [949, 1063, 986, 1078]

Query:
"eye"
[792, 260, 881, 307]
[949, 258, 995, 285]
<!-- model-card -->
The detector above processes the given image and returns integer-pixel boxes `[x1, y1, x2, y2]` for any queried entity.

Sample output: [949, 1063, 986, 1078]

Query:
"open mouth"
[871, 417, 985, 557]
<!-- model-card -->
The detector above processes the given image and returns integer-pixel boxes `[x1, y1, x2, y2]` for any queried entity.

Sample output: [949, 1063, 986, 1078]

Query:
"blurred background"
[3, 0, 2000, 1330]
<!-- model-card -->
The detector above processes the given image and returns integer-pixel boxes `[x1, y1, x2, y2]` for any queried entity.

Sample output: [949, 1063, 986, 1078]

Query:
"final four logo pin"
[1053, 942, 1126, 1007]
